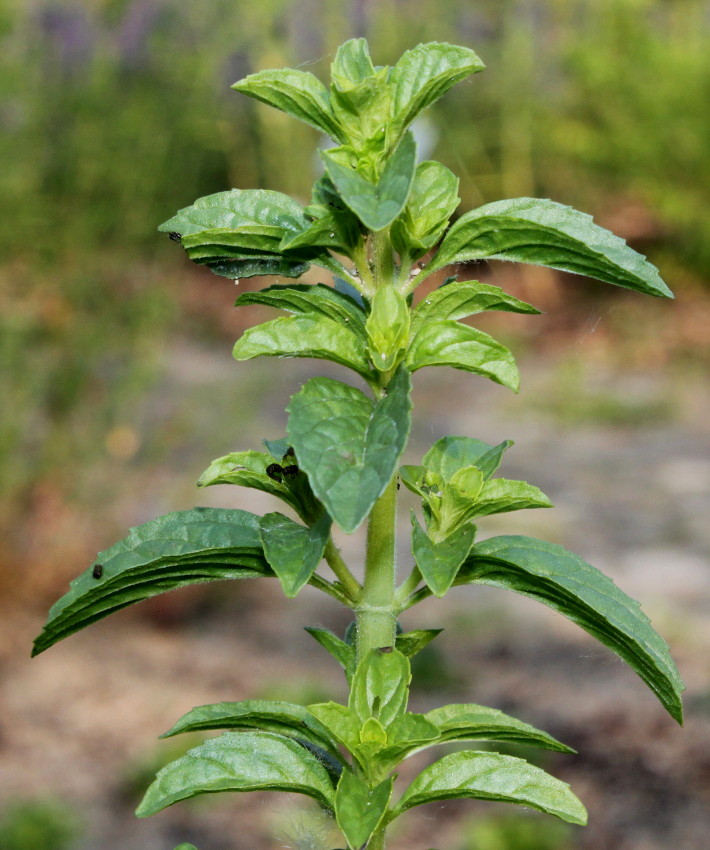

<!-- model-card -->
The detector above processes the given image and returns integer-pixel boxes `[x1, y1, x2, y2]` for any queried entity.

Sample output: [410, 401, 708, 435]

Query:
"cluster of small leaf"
[34, 39, 682, 850]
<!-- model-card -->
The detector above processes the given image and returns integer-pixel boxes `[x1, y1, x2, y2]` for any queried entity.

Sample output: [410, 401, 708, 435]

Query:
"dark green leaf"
[349, 649, 411, 728]
[424, 703, 574, 753]
[32, 509, 270, 656]
[335, 772, 393, 850]
[161, 699, 343, 760]
[411, 281, 539, 335]
[411, 513, 475, 596]
[305, 627, 356, 678]
[423, 437, 513, 481]
[235, 283, 368, 345]
[136, 731, 335, 816]
[395, 628, 443, 658]
[390, 43, 485, 134]
[259, 512, 331, 597]
[393, 751, 587, 824]
[458, 536, 685, 723]
[232, 314, 373, 380]
[159, 189, 309, 240]
[232, 69, 343, 140]
[392, 161, 460, 257]
[406, 320, 520, 392]
[202, 256, 310, 281]
[322, 132, 417, 232]
[287, 368, 412, 533]
[263, 437, 290, 461]
[279, 212, 359, 256]
[430, 198, 673, 298]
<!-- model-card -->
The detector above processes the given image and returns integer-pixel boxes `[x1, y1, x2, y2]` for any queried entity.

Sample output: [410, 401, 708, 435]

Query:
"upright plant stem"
[356, 474, 398, 661]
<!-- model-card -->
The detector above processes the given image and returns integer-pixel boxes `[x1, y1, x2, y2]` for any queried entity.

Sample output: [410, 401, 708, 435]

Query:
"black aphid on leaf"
[282, 465, 299, 479]
[92, 564, 103, 579]
[266, 463, 284, 482]
[168, 232, 182, 242]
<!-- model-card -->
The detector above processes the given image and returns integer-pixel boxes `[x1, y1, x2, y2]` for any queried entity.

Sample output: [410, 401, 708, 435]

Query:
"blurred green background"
[1, 3, 709, 847]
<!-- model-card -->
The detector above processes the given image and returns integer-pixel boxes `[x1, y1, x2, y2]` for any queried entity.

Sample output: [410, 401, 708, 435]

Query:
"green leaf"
[350, 649, 411, 728]
[411, 281, 539, 335]
[161, 699, 343, 761]
[136, 731, 335, 817]
[287, 367, 412, 533]
[263, 437, 290, 460]
[259, 512, 331, 597]
[395, 628, 443, 658]
[458, 536, 685, 723]
[174, 845, 198, 850]
[366, 285, 410, 372]
[279, 211, 360, 256]
[423, 437, 513, 481]
[322, 132, 417, 232]
[159, 189, 309, 241]
[200, 255, 310, 281]
[472, 478, 553, 518]
[430, 198, 673, 298]
[232, 68, 343, 140]
[335, 772, 393, 850]
[307, 702, 361, 755]
[390, 43, 485, 133]
[375, 713, 441, 766]
[406, 320, 520, 391]
[305, 626, 356, 678]
[393, 751, 587, 825]
[411, 513, 475, 596]
[232, 314, 373, 380]
[32, 509, 270, 656]
[424, 703, 574, 753]
[235, 283, 368, 345]
[196, 450, 303, 515]
[392, 161, 460, 257]
[331, 39, 376, 89]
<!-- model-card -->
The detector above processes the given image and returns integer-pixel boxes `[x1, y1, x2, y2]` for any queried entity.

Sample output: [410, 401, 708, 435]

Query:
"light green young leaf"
[389, 42, 485, 134]
[305, 626, 356, 679]
[335, 772, 393, 850]
[399, 464, 428, 499]
[161, 699, 343, 761]
[232, 314, 373, 380]
[424, 703, 574, 753]
[331, 38, 376, 89]
[196, 450, 303, 515]
[232, 68, 343, 140]
[392, 161, 460, 257]
[136, 731, 335, 817]
[235, 283, 368, 345]
[349, 649, 411, 728]
[411, 513, 475, 596]
[423, 437, 513, 482]
[393, 751, 587, 824]
[286, 367, 412, 533]
[406, 320, 520, 392]
[435, 466, 485, 536]
[411, 281, 539, 335]
[32, 509, 270, 656]
[322, 132, 417, 231]
[471, 478, 553, 518]
[259, 512, 331, 597]
[458, 536, 685, 723]
[279, 211, 360, 257]
[366, 285, 410, 372]
[395, 628, 443, 658]
[307, 702, 361, 755]
[174, 845, 198, 850]
[429, 198, 674, 298]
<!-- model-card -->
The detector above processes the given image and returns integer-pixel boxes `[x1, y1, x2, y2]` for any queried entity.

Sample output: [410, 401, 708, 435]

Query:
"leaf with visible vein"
[259, 512, 331, 597]
[136, 731, 335, 816]
[335, 772, 393, 850]
[423, 436, 513, 482]
[457, 536, 685, 723]
[411, 513, 476, 596]
[429, 198, 673, 298]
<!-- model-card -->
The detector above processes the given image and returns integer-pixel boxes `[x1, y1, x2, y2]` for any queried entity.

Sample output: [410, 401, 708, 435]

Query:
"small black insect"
[266, 463, 284, 482]
[92, 564, 103, 579]
[282, 464, 299, 479]
[168, 231, 182, 243]
[283, 446, 296, 460]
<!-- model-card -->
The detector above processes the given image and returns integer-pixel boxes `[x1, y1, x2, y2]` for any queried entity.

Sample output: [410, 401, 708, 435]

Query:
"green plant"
[33, 39, 683, 850]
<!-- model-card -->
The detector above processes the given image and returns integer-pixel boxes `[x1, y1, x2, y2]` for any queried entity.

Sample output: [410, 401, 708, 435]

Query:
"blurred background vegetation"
[2, 2, 709, 848]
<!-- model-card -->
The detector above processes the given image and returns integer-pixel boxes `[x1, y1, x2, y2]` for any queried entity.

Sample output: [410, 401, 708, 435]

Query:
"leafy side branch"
[33, 37, 682, 850]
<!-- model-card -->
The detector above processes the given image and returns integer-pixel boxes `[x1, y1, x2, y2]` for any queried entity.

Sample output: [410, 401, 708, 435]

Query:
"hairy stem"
[356, 475, 398, 661]
[323, 538, 360, 601]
